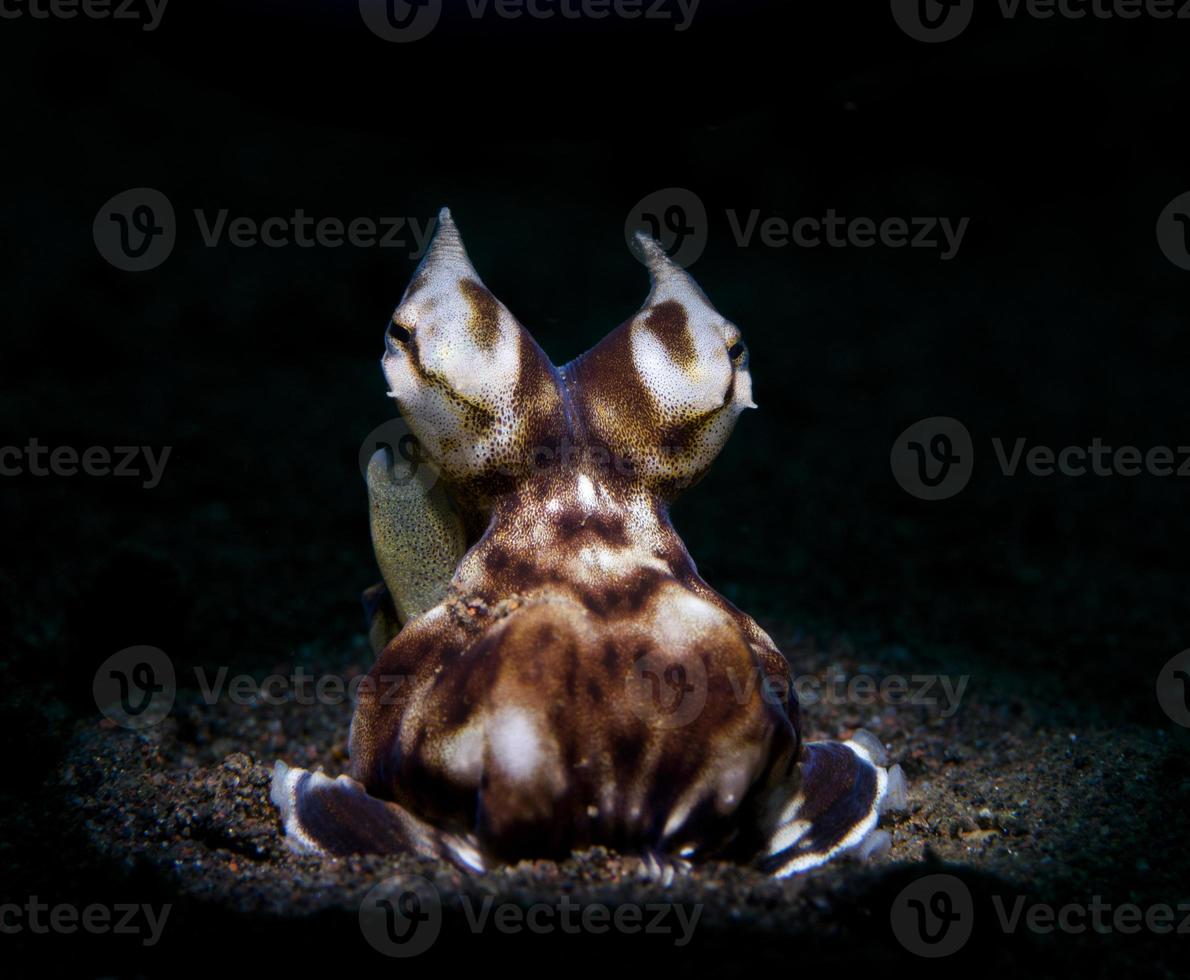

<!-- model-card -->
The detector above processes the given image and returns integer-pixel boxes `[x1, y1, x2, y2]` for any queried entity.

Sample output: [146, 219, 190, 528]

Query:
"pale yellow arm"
[366, 445, 466, 631]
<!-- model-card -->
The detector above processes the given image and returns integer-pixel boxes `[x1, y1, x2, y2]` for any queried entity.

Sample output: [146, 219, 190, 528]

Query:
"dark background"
[2, 0, 1188, 975]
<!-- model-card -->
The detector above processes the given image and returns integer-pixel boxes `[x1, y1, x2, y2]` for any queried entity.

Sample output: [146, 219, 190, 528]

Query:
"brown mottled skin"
[351, 443, 799, 863]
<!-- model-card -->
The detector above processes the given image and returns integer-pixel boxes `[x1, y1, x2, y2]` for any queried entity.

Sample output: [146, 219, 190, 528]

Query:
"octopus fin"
[760, 735, 894, 877]
[270, 762, 485, 873]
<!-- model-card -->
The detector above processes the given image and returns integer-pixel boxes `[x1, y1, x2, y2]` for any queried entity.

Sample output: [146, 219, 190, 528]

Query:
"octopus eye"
[727, 340, 746, 362]
[387, 321, 412, 344]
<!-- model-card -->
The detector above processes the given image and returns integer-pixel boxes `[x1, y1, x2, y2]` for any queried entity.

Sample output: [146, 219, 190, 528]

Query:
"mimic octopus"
[272, 209, 907, 877]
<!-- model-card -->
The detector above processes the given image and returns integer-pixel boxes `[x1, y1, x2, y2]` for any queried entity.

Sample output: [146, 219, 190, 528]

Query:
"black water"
[2, 2, 1188, 976]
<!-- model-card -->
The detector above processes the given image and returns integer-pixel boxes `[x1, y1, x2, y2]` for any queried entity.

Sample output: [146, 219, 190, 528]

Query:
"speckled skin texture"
[272, 210, 896, 876]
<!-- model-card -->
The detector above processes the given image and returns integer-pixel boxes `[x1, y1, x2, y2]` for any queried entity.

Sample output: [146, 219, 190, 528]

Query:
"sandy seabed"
[32, 631, 1187, 979]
